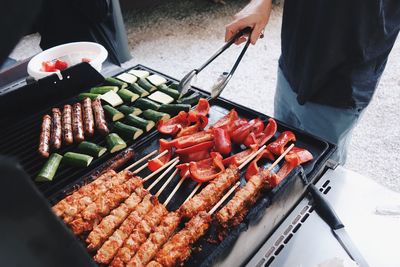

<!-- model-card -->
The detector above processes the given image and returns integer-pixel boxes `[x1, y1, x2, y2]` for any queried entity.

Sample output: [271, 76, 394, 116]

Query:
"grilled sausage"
[92, 148, 135, 177]
[62, 105, 74, 145]
[72, 103, 85, 142]
[38, 114, 52, 158]
[50, 108, 62, 150]
[82, 97, 95, 137]
[92, 98, 109, 135]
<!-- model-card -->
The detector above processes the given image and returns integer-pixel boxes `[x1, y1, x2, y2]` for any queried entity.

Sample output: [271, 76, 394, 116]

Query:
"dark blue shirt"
[279, 0, 400, 109]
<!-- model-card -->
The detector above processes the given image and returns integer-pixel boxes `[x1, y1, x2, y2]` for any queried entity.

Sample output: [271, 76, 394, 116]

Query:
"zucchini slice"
[36, 153, 63, 182]
[157, 84, 181, 100]
[128, 69, 150, 79]
[100, 91, 124, 107]
[142, 109, 170, 123]
[177, 92, 202, 105]
[148, 91, 174, 105]
[134, 98, 161, 111]
[114, 122, 144, 140]
[77, 93, 100, 101]
[104, 77, 128, 89]
[117, 73, 138, 84]
[125, 114, 155, 132]
[119, 105, 142, 116]
[168, 83, 179, 90]
[90, 86, 118, 94]
[103, 104, 125, 121]
[77, 141, 107, 157]
[159, 104, 191, 116]
[146, 74, 167, 86]
[117, 89, 139, 103]
[63, 152, 93, 168]
[106, 133, 127, 153]
[129, 83, 150, 97]
[137, 78, 156, 92]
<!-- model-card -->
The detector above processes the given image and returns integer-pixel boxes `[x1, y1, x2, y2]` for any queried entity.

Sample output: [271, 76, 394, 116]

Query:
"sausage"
[50, 108, 62, 150]
[82, 97, 95, 137]
[91, 148, 135, 177]
[62, 104, 74, 145]
[72, 103, 85, 142]
[38, 114, 52, 158]
[92, 98, 109, 135]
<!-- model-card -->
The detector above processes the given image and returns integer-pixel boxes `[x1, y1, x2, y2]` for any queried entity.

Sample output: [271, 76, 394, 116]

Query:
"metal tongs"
[178, 27, 252, 99]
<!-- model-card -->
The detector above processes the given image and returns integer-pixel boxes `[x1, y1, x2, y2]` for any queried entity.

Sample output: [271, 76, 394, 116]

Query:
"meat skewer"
[82, 97, 95, 137]
[50, 108, 62, 150]
[94, 164, 180, 265]
[62, 104, 74, 145]
[38, 114, 52, 158]
[92, 98, 109, 135]
[72, 102, 85, 142]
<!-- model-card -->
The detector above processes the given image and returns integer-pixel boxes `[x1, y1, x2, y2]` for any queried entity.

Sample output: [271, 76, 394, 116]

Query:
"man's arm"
[225, 0, 273, 45]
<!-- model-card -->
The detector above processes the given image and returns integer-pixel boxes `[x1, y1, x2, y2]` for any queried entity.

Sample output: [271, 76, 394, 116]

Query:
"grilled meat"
[91, 148, 135, 177]
[50, 108, 62, 150]
[92, 98, 109, 135]
[62, 104, 74, 145]
[38, 114, 52, 158]
[82, 97, 95, 137]
[72, 102, 85, 142]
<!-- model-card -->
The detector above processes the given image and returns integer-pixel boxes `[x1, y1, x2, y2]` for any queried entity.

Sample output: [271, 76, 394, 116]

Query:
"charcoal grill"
[3, 63, 377, 267]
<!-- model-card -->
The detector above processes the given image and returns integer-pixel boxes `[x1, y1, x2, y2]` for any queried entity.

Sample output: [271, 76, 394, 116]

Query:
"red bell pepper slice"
[176, 163, 191, 178]
[245, 149, 275, 181]
[267, 131, 296, 155]
[189, 152, 225, 183]
[222, 144, 258, 167]
[228, 118, 248, 135]
[244, 118, 277, 147]
[175, 141, 214, 163]
[231, 121, 254, 144]
[250, 118, 264, 134]
[176, 120, 201, 138]
[54, 59, 68, 70]
[272, 147, 314, 186]
[174, 130, 214, 149]
[148, 139, 172, 172]
[188, 98, 210, 122]
[213, 128, 232, 155]
[212, 109, 238, 132]
[157, 111, 189, 136]
[41, 61, 57, 72]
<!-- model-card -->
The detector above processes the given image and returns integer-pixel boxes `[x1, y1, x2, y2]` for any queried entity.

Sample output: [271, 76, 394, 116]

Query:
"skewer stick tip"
[267, 143, 294, 171]
[238, 145, 267, 170]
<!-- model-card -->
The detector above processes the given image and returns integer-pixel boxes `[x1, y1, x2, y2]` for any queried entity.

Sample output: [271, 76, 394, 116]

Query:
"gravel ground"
[10, 0, 400, 192]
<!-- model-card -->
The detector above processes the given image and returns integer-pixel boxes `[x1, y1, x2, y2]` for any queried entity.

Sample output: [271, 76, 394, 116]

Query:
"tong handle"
[197, 27, 252, 73]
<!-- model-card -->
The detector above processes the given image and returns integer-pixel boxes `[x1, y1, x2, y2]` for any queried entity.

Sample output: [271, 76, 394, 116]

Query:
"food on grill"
[157, 111, 189, 136]
[188, 152, 225, 183]
[103, 105, 125, 121]
[134, 98, 161, 111]
[147, 74, 167, 87]
[245, 149, 275, 180]
[147, 140, 171, 172]
[77, 92, 100, 101]
[105, 77, 128, 90]
[118, 89, 140, 103]
[175, 140, 214, 163]
[125, 114, 155, 132]
[222, 144, 257, 167]
[62, 105, 74, 145]
[101, 91, 124, 107]
[63, 152, 93, 168]
[158, 103, 191, 116]
[72, 103, 85, 142]
[92, 98, 109, 135]
[177, 92, 202, 106]
[137, 78, 156, 92]
[129, 83, 150, 97]
[119, 105, 142, 116]
[244, 118, 277, 147]
[86, 186, 148, 251]
[117, 73, 138, 84]
[142, 109, 170, 123]
[148, 91, 174, 105]
[157, 84, 181, 100]
[77, 141, 107, 158]
[111, 201, 168, 266]
[128, 211, 180, 266]
[82, 97, 95, 137]
[151, 211, 211, 267]
[213, 127, 232, 155]
[114, 122, 144, 140]
[36, 153, 63, 182]
[94, 194, 154, 264]
[90, 86, 119, 94]
[92, 148, 134, 176]
[267, 131, 296, 155]
[179, 166, 239, 219]
[170, 131, 214, 149]
[211, 109, 238, 132]
[128, 69, 150, 79]
[106, 133, 127, 153]
[50, 108, 62, 150]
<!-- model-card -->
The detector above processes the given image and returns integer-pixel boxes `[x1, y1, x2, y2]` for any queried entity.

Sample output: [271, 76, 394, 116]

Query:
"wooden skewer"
[142, 157, 179, 182]
[209, 181, 241, 215]
[124, 149, 158, 171]
[156, 169, 179, 198]
[163, 174, 186, 207]
[132, 150, 169, 174]
[183, 183, 201, 205]
[238, 145, 267, 170]
[147, 159, 179, 190]
[267, 143, 294, 171]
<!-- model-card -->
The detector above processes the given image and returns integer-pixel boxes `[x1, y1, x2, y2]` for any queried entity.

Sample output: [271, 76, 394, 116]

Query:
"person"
[225, 0, 400, 164]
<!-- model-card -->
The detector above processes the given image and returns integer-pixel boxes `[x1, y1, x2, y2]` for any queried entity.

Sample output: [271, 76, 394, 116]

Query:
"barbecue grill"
[2, 63, 391, 267]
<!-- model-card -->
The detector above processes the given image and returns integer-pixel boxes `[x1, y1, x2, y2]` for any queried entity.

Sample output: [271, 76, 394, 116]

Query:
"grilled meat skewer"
[38, 114, 52, 158]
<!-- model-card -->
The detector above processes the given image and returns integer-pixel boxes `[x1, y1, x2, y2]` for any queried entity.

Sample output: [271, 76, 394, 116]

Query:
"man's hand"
[225, 0, 272, 45]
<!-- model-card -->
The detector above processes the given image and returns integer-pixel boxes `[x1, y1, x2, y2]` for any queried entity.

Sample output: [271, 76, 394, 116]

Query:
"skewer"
[147, 159, 180, 191]
[142, 157, 179, 182]
[209, 181, 241, 215]
[124, 149, 158, 171]
[238, 145, 267, 170]
[132, 150, 169, 174]
[163, 174, 186, 206]
[156, 169, 178, 198]
[266, 143, 294, 171]
[183, 183, 201, 205]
